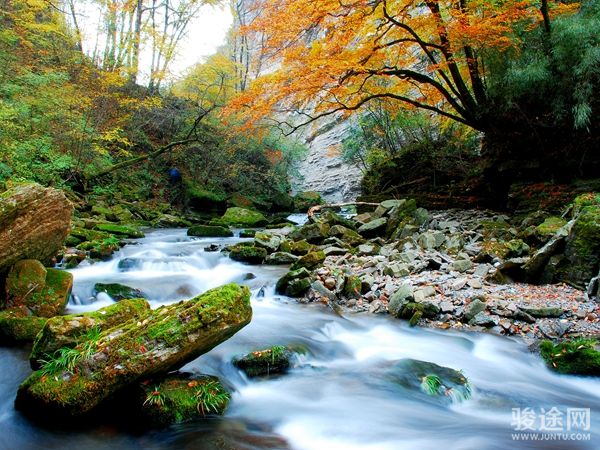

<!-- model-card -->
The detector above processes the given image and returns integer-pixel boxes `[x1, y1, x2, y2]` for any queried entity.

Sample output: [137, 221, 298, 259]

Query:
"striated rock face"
[0, 183, 72, 274]
[292, 118, 362, 203]
[15, 283, 252, 419]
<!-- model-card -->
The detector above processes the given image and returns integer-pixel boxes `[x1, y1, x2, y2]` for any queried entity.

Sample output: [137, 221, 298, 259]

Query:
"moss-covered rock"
[4, 259, 47, 306]
[239, 229, 257, 238]
[290, 251, 326, 271]
[556, 203, 600, 288]
[293, 191, 323, 212]
[94, 223, 144, 239]
[540, 339, 600, 376]
[386, 359, 472, 403]
[227, 244, 267, 264]
[265, 252, 298, 265]
[212, 207, 267, 227]
[320, 211, 356, 230]
[343, 275, 362, 300]
[0, 307, 47, 344]
[6, 264, 72, 318]
[254, 232, 282, 253]
[93, 283, 146, 301]
[30, 298, 151, 369]
[288, 223, 330, 244]
[329, 225, 364, 246]
[15, 283, 252, 419]
[0, 183, 72, 275]
[233, 345, 293, 377]
[357, 217, 388, 238]
[187, 225, 233, 238]
[276, 268, 312, 296]
[535, 217, 567, 239]
[184, 184, 227, 212]
[281, 239, 313, 256]
[136, 374, 229, 427]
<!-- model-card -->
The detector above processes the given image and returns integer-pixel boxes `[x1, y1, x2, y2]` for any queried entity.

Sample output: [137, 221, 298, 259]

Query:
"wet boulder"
[233, 345, 294, 377]
[290, 251, 326, 271]
[265, 252, 298, 265]
[5, 261, 72, 318]
[386, 359, 472, 404]
[0, 307, 47, 344]
[187, 225, 233, 238]
[227, 244, 267, 264]
[0, 183, 72, 275]
[276, 268, 312, 297]
[134, 373, 230, 427]
[212, 207, 267, 227]
[93, 283, 146, 301]
[288, 223, 330, 244]
[30, 298, 151, 369]
[15, 283, 252, 419]
[254, 232, 282, 253]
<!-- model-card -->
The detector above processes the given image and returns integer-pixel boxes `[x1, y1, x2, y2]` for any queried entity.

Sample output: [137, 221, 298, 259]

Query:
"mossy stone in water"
[93, 282, 146, 301]
[275, 268, 311, 295]
[290, 251, 325, 271]
[187, 225, 233, 238]
[30, 298, 151, 369]
[227, 244, 267, 264]
[94, 223, 144, 239]
[15, 283, 252, 419]
[540, 339, 600, 376]
[137, 374, 229, 427]
[4, 260, 47, 307]
[212, 207, 268, 227]
[233, 346, 293, 377]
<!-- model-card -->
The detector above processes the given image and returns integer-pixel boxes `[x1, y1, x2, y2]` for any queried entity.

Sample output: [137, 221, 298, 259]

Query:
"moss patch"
[540, 339, 600, 376]
[187, 225, 233, 238]
[0, 307, 47, 344]
[94, 223, 144, 239]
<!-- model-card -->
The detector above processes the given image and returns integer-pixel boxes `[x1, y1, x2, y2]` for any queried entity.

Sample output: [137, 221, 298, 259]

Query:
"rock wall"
[291, 117, 363, 203]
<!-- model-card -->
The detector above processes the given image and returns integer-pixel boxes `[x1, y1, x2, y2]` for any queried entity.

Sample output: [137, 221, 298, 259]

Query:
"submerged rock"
[387, 359, 472, 404]
[30, 298, 151, 369]
[233, 345, 294, 377]
[15, 283, 252, 419]
[0, 183, 73, 275]
[93, 283, 146, 301]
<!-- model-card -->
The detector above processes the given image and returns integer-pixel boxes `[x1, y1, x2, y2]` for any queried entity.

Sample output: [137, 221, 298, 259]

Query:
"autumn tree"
[229, 0, 599, 184]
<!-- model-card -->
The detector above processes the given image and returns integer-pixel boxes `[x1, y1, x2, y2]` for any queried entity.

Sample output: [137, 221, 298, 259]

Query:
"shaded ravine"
[0, 228, 598, 450]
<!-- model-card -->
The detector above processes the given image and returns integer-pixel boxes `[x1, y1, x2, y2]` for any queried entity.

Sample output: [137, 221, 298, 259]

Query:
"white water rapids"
[0, 228, 598, 450]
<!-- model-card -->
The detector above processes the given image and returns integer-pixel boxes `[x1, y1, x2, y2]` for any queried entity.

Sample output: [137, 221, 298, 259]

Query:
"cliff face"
[291, 118, 362, 203]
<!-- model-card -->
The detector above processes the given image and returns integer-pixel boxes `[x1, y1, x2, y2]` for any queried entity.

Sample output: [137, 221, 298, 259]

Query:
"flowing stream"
[1, 228, 599, 449]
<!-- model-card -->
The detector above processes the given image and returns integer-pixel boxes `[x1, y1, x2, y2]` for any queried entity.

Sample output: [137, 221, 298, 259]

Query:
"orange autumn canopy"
[227, 0, 578, 132]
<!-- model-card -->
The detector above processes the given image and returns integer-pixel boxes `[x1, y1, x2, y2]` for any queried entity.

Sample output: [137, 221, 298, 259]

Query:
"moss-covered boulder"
[135, 374, 229, 427]
[276, 268, 312, 297]
[239, 229, 257, 238]
[227, 244, 267, 264]
[184, 184, 227, 212]
[15, 283, 252, 419]
[556, 201, 600, 288]
[94, 223, 144, 239]
[212, 207, 268, 227]
[233, 345, 293, 377]
[30, 298, 151, 369]
[386, 359, 472, 404]
[357, 217, 388, 238]
[288, 223, 330, 244]
[5, 263, 72, 318]
[329, 225, 364, 246]
[265, 252, 298, 265]
[0, 307, 47, 344]
[280, 239, 313, 256]
[93, 283, 146, 301]
[535, 217, 567, 240]
[187, 225, 233, 238]
[0, 183, 72, 275]
[293, 191, 323, 212]
[540, 339, 600, 376]
[320, 211, 356, 230]
[290, 251, 326, 271]
[254, 232, 282, 253]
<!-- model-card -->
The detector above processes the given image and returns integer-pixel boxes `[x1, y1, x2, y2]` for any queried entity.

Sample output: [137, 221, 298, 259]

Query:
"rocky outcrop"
[0, 183, 72, 275]
[15, 283, 252, 419]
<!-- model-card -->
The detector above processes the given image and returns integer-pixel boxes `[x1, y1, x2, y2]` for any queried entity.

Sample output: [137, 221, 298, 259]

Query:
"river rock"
[15, 283, 252, 419]
[5, 262, 72, 318]
[357, 218, 387, 238]
[254, 232, 282, 253]
[212, 207, 267, 227]
[30, 298, 151, 369]
[93, 283, 146, 301]
[0, 307, 47, 344]
[540, 339, 600, 376]
[227, 244, 267, 264]
[388, 285, 414, 317]
[233, 345, 293, 377]
[276, 268, 312, 296]
[0, 183, 73, 275]
[289, 223, 330, 244]
[290, 251, 326, 270]
[94, 224, 144, 239]
[265, 252, 298, 265]
[386, 359, 472, 403]
[187, 225, 233, 238]
[463, 298, 486, 321]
